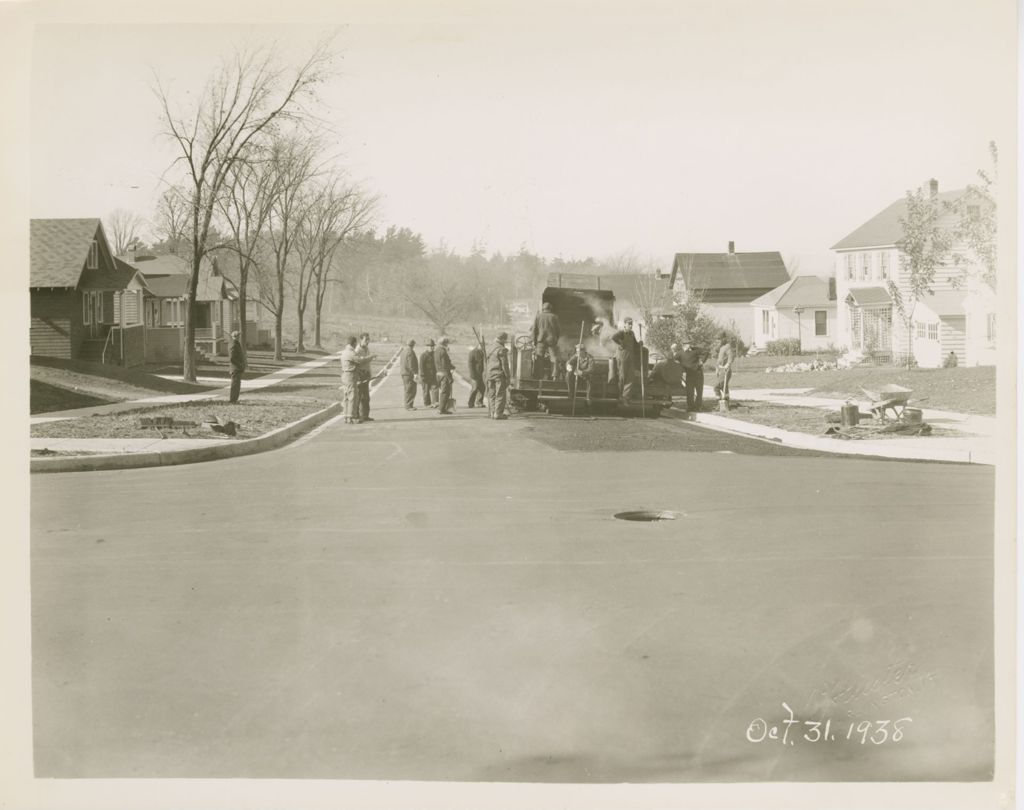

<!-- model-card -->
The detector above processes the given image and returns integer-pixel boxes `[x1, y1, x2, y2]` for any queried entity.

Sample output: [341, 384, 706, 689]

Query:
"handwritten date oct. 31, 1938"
[747, 703, 912, 746]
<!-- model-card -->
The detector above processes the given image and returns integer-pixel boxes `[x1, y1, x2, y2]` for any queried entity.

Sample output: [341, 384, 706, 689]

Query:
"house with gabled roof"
[668, 243, 790, 346]
[30, 218, 150, 366]
[831, 179, 995, 367]
[749, 275, 838, 352]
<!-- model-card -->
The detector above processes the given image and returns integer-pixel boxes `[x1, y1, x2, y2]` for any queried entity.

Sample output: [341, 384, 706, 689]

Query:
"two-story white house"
[830, 179, 996, 367]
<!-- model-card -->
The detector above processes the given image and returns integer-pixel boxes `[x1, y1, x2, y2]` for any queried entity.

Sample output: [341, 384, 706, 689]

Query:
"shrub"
[765, 338, 802, 356]
[644, 291, 747, 359]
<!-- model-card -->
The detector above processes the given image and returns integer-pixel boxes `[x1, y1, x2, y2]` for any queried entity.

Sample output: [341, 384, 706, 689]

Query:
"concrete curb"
[665, 406, 992, 465]
[31, 402, 343, 474]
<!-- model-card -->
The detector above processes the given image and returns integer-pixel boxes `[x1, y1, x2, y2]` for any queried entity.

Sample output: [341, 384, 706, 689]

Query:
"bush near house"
[764, 338, 802, 356]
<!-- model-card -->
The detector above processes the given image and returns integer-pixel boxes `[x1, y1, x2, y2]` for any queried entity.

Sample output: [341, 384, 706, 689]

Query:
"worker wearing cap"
[354, 332, 377, 422]
[565, 342, 595, 406]
[677, 338, 702, 411]
[714, 332, 735, 404]
[400, 339, 419, 410]
[611, 317, 641, 404]
[434, 336, 455, 415]
[419, 338, 438, 408]
[486, 332, 511, 420]
[531, 301, 561, 381]
[467, 339, 486, 407]
[228, 329, 245, 403]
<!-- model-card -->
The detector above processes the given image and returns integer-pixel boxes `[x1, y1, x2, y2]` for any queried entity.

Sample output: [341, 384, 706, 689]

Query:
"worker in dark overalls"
[486, 332, 511, 420]
[611, 317, 640, 404]
[467, 339, 486, 407]
[678, 338, 703, 412]
[419, 338, 438, 408]
[565, 343, 595, 406]
[531, 301, 561, 381]
[434, 337, 454, 414]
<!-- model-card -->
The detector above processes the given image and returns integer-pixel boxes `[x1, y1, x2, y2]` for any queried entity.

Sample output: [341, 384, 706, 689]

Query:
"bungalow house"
[668, 243, 790, 346]
[831, 179, 995, 367]
[131, 254, 189, 363]
[30, 218, 149, 366]
[749, 276, 838, 352]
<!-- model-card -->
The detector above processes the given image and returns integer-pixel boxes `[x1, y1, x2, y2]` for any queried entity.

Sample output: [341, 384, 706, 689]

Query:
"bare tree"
[154, 39, 334, 381]
[106, 208, 145, 257]
[263, 134, 319, 358]
[217, 146, 280, 352]
[390, 254, 474, 335]
[153, 186, 192, 256]
[297, 176, 377, 349]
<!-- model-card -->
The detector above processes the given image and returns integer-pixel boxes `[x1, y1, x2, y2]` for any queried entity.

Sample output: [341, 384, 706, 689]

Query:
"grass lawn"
[729, 357, 995, 415]
[30, 396, 335, 441]
[30, 379, 114, 414]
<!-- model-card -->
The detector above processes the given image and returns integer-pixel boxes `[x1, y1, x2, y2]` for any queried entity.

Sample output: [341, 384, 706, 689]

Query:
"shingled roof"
[831, 188, 966, 250]
[30, 218, 105, 287]
[669, 251, 789, 292]
[750, 275, 835, 310]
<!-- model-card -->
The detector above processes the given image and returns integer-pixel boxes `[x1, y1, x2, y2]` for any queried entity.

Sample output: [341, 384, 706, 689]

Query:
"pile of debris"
[765, 358, 838, 373]
[139, 414, 240, 438]
[821, 403, 932, 440]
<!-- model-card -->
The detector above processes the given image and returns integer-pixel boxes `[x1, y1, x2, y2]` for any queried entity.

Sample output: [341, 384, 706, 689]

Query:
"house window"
[967, 204, 980, 218]
[83, 293, 91, 325]
[927, 323, 938, 340]
[162, 299, 184, 327]
[859, 253, 871, 281]
[986, 313, 996, 342]
[87, 241, 99, 270]
[762, 310, 769, 334]
[915, 322, 925, 339]
[845, 254, 855, 281]
[879, 252, 889, 280]
[814, 310, 827, 336]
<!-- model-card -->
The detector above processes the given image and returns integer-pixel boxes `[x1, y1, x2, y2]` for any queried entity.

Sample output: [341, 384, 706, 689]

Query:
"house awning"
[845, 286, 892, 306]
[917, 291, 967, 317]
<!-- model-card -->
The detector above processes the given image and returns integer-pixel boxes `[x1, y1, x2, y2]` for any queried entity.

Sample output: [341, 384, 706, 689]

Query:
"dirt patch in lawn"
[723, 400, 965, 439]
[30, 396, 337, 441]
[729, 364, 995, 415]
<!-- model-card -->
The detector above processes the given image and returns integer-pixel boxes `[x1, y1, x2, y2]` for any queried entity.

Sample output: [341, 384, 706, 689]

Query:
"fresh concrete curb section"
[665, 406, 991, 465]
[31, 402, 342, 474]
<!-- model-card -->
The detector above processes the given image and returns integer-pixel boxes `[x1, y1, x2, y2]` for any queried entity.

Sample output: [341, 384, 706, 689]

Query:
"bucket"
[840, 403, 860, 427]
[904, 407, 923, 425]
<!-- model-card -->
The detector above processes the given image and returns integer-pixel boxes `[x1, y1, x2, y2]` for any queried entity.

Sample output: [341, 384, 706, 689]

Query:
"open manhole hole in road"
[614, 510, 680, 522]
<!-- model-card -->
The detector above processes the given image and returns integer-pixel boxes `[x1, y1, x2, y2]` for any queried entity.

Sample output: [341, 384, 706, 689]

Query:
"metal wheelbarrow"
[860, 385, 926, 422]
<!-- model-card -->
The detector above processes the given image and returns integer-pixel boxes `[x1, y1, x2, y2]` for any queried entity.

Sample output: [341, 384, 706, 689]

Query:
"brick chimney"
[728, 241, 735, 254]
[828, 277, 836, 301]
[126, 245, 136, 263]
[928, 178, 938, 197]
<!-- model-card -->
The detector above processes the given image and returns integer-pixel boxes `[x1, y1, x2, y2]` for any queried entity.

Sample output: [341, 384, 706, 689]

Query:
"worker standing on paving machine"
[467, 339, 486, 408]
[400, 339, 419, 411]
[531, 301, 561, 381]
[434, 337, 455, 415]
[486, 332, 511, 420]
[354, 332, 377, 423]
[611, 317, 641, 405]
[420, 339, 438, 408]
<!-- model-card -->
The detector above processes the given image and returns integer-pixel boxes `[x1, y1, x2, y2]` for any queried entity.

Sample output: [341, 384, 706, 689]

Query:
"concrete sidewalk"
[31, 352, 343, 424]
[672, 386, 995, 465]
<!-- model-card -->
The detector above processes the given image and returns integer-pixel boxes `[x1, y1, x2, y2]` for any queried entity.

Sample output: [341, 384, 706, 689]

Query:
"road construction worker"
[419, 339, 438, 407]
[354, 332, 377, 422]
[531, 301, 561, 380]
[434, 336, 455, 415]
[228, 330, 245, 404]
[611, 317, 641, 404]
[339, 335, 359, 424]
[714, 332, 735, 404]
[678, 338, 703, 412]
[486, 332, 511, 420]
[467, 340, 486, 407]
[565, 343, 595, 406]
[400, 338, 419, 410]
[648, 345, 684, 389]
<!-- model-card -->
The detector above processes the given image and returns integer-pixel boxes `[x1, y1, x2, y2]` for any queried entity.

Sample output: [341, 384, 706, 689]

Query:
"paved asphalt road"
[31, 356, 995, 782]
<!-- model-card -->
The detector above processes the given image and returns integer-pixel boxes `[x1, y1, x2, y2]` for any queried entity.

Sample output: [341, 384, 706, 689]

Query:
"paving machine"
[508, 273, 676, 417]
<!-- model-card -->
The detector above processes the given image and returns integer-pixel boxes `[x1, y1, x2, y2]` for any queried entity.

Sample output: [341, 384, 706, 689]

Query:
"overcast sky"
[28, 0, 1015, 274]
